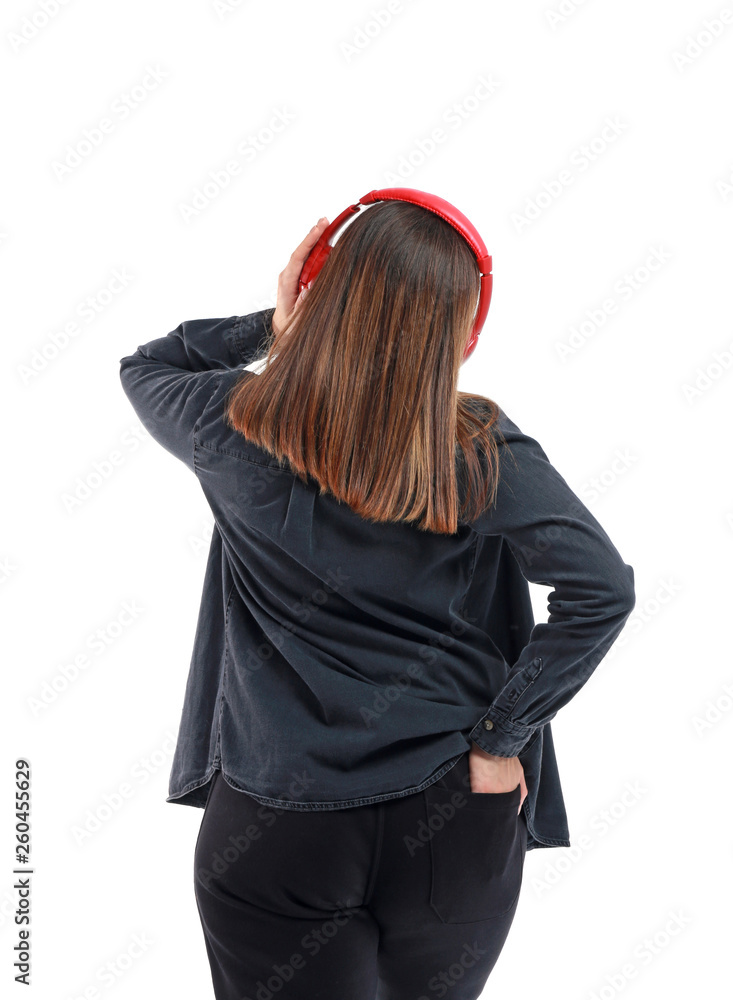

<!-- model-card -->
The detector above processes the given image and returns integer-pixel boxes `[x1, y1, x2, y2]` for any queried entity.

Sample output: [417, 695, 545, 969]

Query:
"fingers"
[272, 218, 329, 337]
[277, 218, 329, 300]
[288, 217, 329, 268]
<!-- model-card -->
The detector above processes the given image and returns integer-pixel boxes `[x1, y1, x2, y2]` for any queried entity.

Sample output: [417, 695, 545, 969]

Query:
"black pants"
[193, 751, 528, 1000]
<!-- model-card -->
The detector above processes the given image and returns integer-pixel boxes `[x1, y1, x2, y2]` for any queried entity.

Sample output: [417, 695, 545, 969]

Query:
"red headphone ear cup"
[299, 242, 332, 292]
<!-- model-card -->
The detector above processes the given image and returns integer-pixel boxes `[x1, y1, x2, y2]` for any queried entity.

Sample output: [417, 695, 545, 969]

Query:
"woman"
[119, 198, 635, 999]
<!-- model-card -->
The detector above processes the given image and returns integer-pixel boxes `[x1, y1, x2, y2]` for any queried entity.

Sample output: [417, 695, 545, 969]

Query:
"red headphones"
[298, 187, 492, 362]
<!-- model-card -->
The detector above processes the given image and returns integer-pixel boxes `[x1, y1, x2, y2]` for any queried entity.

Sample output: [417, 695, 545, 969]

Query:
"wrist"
[470, 741, 514, 761]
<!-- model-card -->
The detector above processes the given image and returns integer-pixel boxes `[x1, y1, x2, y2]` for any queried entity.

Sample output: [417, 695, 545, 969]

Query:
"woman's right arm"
[467, 406, 636, 760]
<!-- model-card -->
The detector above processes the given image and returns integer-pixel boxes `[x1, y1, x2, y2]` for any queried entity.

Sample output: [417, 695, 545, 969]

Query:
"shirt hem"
[165, 758, 572, 852]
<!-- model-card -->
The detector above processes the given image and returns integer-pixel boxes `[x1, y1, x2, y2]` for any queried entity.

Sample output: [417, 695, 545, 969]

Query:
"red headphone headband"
[298, 187, 492, 362]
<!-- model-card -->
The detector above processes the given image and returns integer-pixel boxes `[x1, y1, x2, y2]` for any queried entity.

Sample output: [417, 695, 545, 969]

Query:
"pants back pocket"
[423, 778, 527, 923]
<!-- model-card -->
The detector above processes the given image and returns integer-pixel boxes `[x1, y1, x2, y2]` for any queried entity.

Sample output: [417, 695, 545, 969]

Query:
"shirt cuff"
[468, 712, 538, 757]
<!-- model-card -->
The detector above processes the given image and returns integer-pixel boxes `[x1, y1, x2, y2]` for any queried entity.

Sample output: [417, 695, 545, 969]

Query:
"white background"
[3, 0, 732, 997]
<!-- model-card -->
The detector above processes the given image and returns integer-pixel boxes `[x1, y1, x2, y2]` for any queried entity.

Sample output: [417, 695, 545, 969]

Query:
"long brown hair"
[224, 200, 507, 535]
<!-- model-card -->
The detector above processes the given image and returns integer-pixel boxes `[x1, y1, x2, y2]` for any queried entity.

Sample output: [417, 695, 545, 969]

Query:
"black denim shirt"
[118, 309, 635, 851]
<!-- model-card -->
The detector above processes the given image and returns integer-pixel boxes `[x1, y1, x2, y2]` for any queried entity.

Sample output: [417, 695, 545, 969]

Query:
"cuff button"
[483, 720, 494, 730]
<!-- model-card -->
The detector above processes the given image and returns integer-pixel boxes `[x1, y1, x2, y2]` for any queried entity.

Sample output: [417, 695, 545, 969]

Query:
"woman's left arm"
[118, 215, 328, 472]
[118, 310, 274, 472]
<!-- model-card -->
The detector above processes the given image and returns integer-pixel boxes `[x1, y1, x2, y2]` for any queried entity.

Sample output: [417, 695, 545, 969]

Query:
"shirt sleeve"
[467, 406, 636, 757]
[118, 308, 275, 472]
